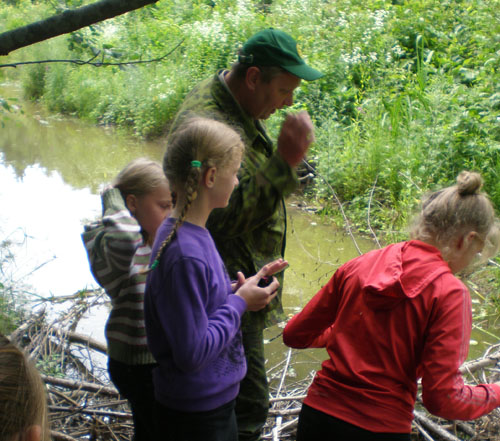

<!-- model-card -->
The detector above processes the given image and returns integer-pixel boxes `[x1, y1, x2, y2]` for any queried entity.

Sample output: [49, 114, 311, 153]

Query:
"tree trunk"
[0, 0, 159, 56]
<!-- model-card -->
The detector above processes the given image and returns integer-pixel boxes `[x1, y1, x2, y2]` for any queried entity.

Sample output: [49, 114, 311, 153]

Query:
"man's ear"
[125, 194, 137, 214]
[245, 66, 261, 92]
[24, 425, 42, 441]
[204, 167, 217, 188]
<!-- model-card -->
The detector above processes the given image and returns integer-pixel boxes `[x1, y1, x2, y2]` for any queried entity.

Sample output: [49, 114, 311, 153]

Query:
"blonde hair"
[411, 171, 499, 259]
[150, 117, 244, 270]
[114, 157, 170, 243]
[113, 157, 168, 199]
[0, 335, 49, 441]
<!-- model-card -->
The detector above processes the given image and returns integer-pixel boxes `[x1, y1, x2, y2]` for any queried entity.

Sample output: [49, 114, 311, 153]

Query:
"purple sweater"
[144, 218, 247, 412]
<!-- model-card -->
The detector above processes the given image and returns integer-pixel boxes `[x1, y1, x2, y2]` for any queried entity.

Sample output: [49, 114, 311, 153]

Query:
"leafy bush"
[1, 0, 499, 235]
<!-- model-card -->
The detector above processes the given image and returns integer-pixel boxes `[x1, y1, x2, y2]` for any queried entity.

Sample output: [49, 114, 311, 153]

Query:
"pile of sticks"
[262, 345, 500, 440]
[8, 289, 500, 441]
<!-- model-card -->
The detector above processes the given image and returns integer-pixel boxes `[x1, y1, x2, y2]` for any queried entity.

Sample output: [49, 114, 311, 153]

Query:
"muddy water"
[0, 81, 496, 384]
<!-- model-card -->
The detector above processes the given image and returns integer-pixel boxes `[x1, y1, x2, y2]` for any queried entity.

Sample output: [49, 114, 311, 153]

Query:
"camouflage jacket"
[168, 71, 299, 328]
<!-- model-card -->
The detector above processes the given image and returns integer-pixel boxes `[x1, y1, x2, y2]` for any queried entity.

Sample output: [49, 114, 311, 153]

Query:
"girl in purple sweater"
[144, 117, 287, 441]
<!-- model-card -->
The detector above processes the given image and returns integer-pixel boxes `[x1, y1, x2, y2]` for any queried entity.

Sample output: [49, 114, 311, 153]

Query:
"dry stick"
[42, 329, 102, 384]
[49, 387, 80, 408]
[268, 408, 301, 416]
[487, 258, 500, 269]
[49, 405, 131, 419]
[51, 431, 79, 441]
[301, 160, 362, 255]
[367, 175, 382, 248]
[275, 348, 292, 398]
[413, 410, 462, 441]
[40, 287, 105, 304]
[42, 374, 119, 396]
[272, 348, 292, 441]
[263, 418, 299, 440]
[460, 352, 500, 374]
[8, 309, 45, 343]
[413, 420, 436, 441]
[54, 327, 108, 355]
[269, 394, 306, 403]
[455, 421, 476, 437]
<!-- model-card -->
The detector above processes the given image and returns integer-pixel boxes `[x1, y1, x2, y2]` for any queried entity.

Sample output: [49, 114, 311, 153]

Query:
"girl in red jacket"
[283, 171, 500, 441]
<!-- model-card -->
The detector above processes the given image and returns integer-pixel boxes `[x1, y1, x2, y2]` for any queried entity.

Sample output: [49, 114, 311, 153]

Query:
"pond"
[0, 80, 497, 388]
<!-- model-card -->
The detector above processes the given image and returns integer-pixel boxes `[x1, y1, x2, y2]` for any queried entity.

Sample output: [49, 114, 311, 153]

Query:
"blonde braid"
[148, 165, 201, 272]
[146, 117, 244, 273]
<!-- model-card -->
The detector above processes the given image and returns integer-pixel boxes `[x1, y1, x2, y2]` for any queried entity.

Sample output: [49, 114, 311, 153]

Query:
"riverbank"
[6, 292, 500, 441]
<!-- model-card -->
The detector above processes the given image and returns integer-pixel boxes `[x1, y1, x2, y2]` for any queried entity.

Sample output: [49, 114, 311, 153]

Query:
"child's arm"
[283, 269, 341, 349]
[419, 278, 500, 419]
[150, 257, 247, 373]
[82, 187, 143, 294]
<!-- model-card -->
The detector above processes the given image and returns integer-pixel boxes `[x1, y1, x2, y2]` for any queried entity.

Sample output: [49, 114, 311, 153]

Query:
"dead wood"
[42, 374, 119, 396]
[8, 289, 500, 440]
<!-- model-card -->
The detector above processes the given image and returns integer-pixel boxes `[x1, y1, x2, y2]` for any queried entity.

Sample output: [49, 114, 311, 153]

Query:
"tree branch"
[0, 39, 185, 69]
[0, 0, 160, 56]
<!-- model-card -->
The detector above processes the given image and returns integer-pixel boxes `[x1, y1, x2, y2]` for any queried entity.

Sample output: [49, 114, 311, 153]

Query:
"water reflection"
[1, 81, 163, 193]
[0, 160, 98, 296]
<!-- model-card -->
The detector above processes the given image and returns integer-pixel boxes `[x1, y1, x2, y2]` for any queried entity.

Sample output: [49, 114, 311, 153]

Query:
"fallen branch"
[42, 374, 118, 396]
[268, 408, 301, 416]
[53, 327, 108, 355]
[460, 352, 500, 374]
[269, 394, 306, 403]
[49, 405, 131, 419]
[414, 410, 462, 441]
[51, 431, 79, 441]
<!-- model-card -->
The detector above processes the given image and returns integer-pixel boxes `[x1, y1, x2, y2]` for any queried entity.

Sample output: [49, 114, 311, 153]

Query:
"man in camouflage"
[167, 28, 323, 441]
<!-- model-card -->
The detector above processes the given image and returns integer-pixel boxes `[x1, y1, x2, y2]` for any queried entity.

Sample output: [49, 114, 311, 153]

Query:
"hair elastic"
[191, 160, 202, 168]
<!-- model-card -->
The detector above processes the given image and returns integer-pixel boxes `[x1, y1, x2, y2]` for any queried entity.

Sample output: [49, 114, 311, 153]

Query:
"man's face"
[250, 70, 301, 120]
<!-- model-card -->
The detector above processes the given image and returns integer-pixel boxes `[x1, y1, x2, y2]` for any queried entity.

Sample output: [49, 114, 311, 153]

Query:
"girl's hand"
[231, 272, 246, 293]
[260, 258, 289, 278]
[235, 260, 288, 311]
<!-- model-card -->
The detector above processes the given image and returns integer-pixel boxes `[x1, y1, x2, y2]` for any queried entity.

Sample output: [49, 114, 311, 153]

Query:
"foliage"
[1, 0, 499, 233]
[0, 234, 27, 335]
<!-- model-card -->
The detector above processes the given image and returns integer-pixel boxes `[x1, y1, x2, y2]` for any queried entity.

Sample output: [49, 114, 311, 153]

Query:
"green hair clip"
[151, 259, 159, 270]
[191, 160, 202, 168]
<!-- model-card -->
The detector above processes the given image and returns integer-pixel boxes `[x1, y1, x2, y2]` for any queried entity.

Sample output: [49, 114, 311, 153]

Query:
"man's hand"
[277, 111, 315, 167]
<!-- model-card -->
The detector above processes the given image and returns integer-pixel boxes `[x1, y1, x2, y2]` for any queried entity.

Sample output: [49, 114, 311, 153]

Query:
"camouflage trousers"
[235, 312, 269, 441]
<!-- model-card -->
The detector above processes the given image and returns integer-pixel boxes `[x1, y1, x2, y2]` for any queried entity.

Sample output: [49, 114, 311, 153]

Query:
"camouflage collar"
[213, 70, 265, 146]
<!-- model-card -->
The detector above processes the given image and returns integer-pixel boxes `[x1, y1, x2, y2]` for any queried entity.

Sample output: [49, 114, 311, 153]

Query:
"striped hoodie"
[82, 187, 155, 365]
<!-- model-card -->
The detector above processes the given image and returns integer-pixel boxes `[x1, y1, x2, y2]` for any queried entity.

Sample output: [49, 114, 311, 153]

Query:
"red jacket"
[283, 240, 500, 433]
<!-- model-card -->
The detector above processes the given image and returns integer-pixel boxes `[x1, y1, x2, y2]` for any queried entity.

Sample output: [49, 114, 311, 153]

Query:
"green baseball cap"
[239, 28, 323, 81]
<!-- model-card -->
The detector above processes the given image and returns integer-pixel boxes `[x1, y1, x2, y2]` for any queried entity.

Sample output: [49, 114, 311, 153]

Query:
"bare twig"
[301, 159, 362, 255]
[367, 175, 382, 248]
[414, 410, 462, 441]
[0, 39, 184, 69]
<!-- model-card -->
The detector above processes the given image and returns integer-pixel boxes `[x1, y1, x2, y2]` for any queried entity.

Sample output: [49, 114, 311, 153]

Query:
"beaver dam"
[7, 286, 500, 441]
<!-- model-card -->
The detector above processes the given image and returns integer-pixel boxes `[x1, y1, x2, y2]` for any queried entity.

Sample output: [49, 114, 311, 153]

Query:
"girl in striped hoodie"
[82, 158, 172, 441]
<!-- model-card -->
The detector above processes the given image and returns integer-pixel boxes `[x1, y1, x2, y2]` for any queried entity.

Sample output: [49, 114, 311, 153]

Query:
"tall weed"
[1, 0, 499, 236]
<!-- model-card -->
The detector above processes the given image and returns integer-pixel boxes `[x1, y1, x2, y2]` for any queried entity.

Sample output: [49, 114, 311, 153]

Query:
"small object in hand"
[258, 276, 273, 288]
